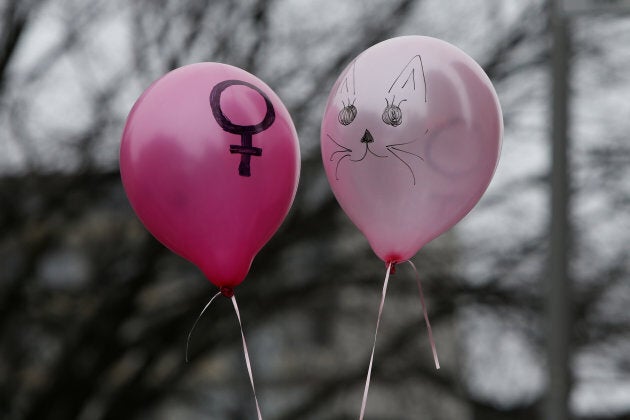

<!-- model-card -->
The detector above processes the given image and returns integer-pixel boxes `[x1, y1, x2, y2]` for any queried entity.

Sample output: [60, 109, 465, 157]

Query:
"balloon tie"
[359, 262, 392, 420]
[407, 259, 440, 369]
[221, 286, 235, 298]
[231, 294, 264, 420]
[186, 290, 222, 363]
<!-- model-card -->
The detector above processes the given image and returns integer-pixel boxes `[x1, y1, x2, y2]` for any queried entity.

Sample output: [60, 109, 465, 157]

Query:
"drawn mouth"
[351, 142, 387, 162]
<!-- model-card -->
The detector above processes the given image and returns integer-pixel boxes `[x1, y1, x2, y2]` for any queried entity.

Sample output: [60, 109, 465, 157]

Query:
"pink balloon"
[121, 63, 300, 288]
[321, 36, 502, 263]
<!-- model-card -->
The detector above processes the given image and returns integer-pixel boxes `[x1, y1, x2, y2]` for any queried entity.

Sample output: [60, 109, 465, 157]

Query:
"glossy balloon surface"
[121, 63, 300, 287]
[321, 36, 502, 262]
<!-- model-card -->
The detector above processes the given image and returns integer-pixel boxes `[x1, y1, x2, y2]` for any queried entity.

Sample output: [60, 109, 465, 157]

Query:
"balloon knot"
[386, 260, 397, 275]
[220, 286, 234, 298]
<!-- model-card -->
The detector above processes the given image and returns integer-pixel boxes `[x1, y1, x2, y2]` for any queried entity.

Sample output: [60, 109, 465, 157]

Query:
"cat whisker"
[330, 149, 352, 161]
[328, 134, 354, 171]
[327, 134, 352, 152]
[335, 154, 351, 180]
[387, 137, 421, 147]
[386, 147, 416, 185]
[386, 146, 424, 161]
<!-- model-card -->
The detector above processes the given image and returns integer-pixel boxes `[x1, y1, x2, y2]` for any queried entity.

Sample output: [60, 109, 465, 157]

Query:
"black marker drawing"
[338, 99, 357, 126]
[210, 80, 275, 177]
[328, 55, 428, 185]
[382, 97, 406, 127]
[384, 131, 427, 185]
[387, 55, 427, 102]
[328, 131, 388, 180]
[328, 134, 352, 180]
[352, 129, 388, 162]
[329, 131, 428, 185]
[337, 61, 358, 126]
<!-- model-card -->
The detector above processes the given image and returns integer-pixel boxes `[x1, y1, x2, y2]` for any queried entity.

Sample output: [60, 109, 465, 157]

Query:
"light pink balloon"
[321, 36, 502, 263]
[121, 63, 300, 288]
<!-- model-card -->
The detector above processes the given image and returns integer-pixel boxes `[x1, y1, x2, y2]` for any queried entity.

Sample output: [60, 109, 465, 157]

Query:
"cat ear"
[336, 60, 357, 103]
[387, 55, 427, 103]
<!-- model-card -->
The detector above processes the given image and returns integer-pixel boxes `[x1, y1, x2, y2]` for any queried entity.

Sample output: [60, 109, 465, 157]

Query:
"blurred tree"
[1, 0, 629, 419]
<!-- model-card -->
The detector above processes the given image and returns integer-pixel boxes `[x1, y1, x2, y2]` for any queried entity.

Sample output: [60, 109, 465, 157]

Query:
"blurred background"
[1, 0, 629, 419]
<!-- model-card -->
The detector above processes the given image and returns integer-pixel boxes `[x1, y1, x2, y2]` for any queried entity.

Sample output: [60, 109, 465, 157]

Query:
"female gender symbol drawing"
[210, 80, 276, 177]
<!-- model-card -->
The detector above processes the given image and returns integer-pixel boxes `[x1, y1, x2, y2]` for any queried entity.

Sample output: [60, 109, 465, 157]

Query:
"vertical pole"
[547, 0, 572, 419]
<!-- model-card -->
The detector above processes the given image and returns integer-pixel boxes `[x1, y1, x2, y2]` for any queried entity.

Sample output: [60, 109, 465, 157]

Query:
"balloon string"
[359, 262, 392, 420]
[231, 295, 264, 420]
[407, 260, 440, 370]
[186, 290, 222, 363]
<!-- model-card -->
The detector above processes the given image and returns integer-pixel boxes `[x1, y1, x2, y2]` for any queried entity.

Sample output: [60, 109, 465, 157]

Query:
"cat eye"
[338, 102, 357, 126]
[382, 98, 406, 127]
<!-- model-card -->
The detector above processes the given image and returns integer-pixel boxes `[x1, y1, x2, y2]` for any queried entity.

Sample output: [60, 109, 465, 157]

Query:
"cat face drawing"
[320, 36, 503, 262]
[325, 54, 429, 185]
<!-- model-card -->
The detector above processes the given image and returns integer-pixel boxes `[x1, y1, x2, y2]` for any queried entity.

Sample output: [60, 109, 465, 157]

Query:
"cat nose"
[360, 129, 374, 144]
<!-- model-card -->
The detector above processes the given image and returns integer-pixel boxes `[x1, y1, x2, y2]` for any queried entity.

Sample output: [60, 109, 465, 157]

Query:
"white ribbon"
[359, 262, 392, 420]
[407, 260, 440, 370]
[231, 295, 264, 420]
[186, 290, 222, 363]
[185, 291, 263, 420]
[358, 260, 440, 419]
